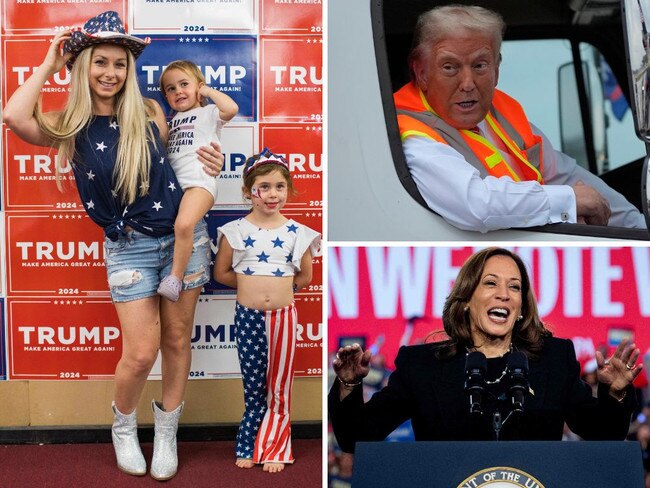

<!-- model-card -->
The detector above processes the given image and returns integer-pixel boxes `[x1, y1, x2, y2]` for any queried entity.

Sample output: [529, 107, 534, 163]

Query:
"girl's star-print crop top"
[217, 217, 321, 277]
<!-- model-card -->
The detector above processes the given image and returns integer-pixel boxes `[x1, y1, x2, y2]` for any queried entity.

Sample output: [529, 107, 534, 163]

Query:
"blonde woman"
[3, 11, 223, 481]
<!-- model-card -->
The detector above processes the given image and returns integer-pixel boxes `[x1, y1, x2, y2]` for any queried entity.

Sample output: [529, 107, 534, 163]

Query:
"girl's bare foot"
[235, 458, 254, 469]
[263, 462, 285, 473]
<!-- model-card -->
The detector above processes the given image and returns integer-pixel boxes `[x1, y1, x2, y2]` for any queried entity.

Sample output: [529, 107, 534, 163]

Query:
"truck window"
[498, 39, 645, 174]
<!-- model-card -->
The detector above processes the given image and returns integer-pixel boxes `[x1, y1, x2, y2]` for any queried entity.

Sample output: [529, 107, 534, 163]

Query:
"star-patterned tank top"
[216, 217, 321, 276]
[73, 116, 182, 241]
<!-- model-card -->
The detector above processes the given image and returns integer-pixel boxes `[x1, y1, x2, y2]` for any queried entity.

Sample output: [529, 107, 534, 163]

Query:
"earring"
[463, 305, 469, 312]
[518, 314, 523, 320]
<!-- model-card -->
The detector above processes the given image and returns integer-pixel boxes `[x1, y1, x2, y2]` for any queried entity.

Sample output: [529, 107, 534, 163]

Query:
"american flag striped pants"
[234, 301, 297, 464]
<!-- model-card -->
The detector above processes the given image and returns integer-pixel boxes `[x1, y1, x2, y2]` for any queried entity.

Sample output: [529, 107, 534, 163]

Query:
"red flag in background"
[600, 58, 629, 121]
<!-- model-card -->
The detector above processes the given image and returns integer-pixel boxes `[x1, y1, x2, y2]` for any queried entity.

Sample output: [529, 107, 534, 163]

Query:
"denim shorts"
[104, 221, 211, 303]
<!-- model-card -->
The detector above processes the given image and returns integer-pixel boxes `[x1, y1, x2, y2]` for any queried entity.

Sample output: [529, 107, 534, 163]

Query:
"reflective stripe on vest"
[394, 82, 544, 183]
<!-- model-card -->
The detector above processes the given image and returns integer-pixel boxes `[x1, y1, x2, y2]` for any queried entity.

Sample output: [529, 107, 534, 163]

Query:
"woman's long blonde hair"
[34, 44, 155, 205]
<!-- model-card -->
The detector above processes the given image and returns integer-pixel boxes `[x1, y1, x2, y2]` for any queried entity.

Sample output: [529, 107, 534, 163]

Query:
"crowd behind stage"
[326, 340, 650, 488]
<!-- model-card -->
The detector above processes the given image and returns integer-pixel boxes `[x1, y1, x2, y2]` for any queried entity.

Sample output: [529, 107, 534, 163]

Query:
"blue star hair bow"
[243, 148, 290, 177]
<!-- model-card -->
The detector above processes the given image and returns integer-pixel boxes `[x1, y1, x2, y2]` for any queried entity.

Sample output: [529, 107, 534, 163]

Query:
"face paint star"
[271, 237, 284, 248]
[152, 201, 163, 211]
[96, 141, 107, 152]
[256, 251, 270, 262]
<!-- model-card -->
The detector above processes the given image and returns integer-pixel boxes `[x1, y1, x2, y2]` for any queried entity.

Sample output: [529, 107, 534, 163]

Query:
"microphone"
[464, 351, 487, 415]
[506, 351, 529, 413]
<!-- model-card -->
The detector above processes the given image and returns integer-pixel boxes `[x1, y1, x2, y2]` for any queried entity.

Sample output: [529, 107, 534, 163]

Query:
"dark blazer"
[329, 337, 635, 453]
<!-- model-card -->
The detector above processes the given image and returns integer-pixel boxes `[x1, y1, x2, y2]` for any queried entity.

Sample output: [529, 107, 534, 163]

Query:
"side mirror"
[622, 0, 650, 228]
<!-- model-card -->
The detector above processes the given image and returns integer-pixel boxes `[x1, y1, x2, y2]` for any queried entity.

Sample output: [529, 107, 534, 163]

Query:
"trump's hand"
[333, 343, 371, 398]
[596, 338, 642, 400]
[573, 181, 611, 226]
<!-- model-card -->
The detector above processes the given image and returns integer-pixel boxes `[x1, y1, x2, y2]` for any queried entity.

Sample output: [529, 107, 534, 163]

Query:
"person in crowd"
[214, 149, 321, 472]
[630, 402, 650, 437]
[156, 59, 238, 302]
[581, 357, 599, 397]
[635, 423, 650, 487]
[394, 5, 646, 232]
[330, 247, 641, 451]
[2, 11, 223, 480]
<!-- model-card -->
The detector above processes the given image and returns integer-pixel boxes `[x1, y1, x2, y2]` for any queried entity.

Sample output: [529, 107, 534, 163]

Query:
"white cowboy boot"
[150, 400, 184, 481]
[111, 402, 146, 476]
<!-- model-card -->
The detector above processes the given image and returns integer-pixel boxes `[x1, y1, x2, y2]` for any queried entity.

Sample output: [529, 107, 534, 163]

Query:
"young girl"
[3, 12, 222, 480]
[213, 149, 321, 473]
[157, 60, 239, 302]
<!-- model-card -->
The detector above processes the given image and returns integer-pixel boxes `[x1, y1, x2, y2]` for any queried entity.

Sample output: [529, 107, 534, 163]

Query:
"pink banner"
[329, 247, 650, 386]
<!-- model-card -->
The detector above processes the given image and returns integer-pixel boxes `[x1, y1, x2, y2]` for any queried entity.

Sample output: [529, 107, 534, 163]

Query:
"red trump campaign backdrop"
[329, 247, 650, 388]
[0, 0, 322, 380]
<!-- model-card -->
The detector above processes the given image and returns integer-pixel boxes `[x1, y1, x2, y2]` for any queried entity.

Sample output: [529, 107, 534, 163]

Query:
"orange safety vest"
[393, 82, 545, 183]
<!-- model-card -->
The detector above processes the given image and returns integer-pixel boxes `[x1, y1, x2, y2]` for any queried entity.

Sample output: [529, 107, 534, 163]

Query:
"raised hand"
[198, 83, 211, 100]
[333, 343, 372, 385]
[43, 30, 73, 75]
[596, 338, 642, 395]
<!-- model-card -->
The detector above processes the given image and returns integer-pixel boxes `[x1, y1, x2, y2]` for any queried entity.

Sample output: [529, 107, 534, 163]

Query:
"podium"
[352, 441, 644, 487]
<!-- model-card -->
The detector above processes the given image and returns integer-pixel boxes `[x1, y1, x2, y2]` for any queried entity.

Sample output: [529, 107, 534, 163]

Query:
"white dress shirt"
[403, 121, 646, 232]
